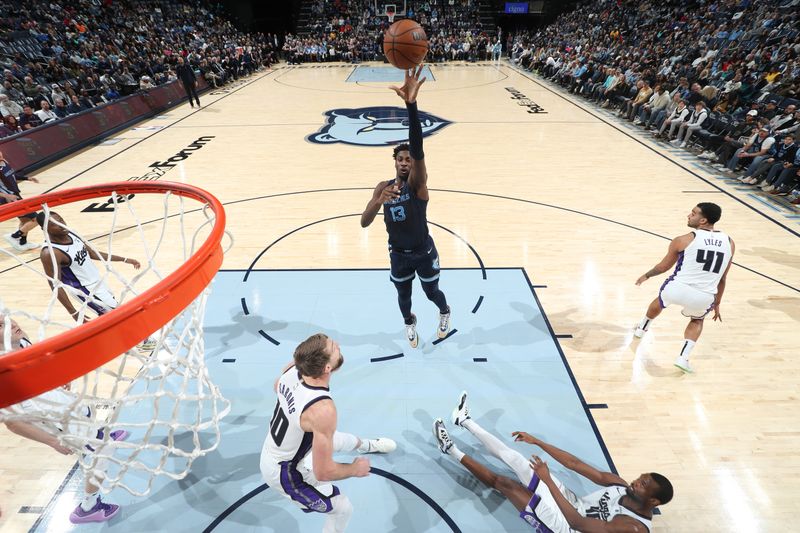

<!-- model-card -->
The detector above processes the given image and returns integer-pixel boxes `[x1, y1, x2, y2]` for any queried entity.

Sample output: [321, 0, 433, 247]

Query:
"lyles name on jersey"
[279, 382, 296, 414]
[703, 237, 724, 247]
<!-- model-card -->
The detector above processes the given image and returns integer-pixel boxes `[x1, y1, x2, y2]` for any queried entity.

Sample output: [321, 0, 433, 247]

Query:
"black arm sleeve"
[406, 101, 424, 160]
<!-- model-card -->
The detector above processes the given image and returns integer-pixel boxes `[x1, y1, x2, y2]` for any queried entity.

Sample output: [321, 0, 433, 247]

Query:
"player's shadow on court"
[451, 301, 550, 350]
[207, 309, 410, 360]
[738, 246, 800, 270]
[748, 296, 800, 321]
[115, 412, 302, 530]
[543, 307, 632, 354]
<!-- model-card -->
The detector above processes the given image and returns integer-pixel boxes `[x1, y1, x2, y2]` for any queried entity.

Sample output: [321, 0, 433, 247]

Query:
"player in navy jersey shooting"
[360, 65, 451, 348]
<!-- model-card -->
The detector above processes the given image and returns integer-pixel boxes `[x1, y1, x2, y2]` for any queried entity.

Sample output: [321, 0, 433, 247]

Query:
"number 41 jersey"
[674, 229, 732, 294]
[262, 367, 332, 463]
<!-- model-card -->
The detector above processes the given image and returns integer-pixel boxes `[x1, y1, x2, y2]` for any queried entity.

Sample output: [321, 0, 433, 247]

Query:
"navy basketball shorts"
[389, 236, 441, 284]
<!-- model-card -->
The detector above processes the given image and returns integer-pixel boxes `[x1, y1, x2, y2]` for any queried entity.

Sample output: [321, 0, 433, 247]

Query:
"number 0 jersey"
[671, 229, 732, 294]
[261, 367, 332, 464]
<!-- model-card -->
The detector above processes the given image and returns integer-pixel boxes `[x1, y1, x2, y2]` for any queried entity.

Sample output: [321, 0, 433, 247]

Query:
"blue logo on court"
[307, 106, 451, 146]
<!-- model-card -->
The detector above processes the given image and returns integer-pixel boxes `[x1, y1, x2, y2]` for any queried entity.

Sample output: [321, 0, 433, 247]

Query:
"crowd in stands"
[509, 0, 800, 205]
[284, 0, 502, 64]
[0, 0, 280, 138]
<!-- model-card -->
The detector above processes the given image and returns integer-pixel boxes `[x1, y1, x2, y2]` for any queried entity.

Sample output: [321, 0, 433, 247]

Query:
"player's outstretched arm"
[4, 421, 74, 455]
[85, 244, 141, 269]
[513, 432, 627, 487]
[635, 234, 690, 285]
[390, 66, 428, 195]
[306, 399, 370, 482]
[532, 457, 647, 533]
[361, 181, 399, 227]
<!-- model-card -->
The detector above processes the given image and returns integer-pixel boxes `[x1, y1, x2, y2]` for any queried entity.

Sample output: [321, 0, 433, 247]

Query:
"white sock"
[332, 431, 359, 453]
[638, 316, 654, 332]
[80, 493, 99, 512]
[679, 339, 696, 359]
[463, 419, 530, 484]
[449, 444, 465, 462]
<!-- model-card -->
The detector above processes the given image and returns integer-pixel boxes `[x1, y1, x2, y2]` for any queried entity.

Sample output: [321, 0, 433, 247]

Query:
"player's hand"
[389, 64, 426, 104]
[50, 438, 74, 455]
[712, 303, 722, 322]
[635, 274, 649, 286]
[352, 456, 371, 477]
[125, 258, 141, 269]
[378, 182, 400, 204]
[512, 431, 538, 445]
[28, 177, 40, 183]
[530, 455, 551, 480]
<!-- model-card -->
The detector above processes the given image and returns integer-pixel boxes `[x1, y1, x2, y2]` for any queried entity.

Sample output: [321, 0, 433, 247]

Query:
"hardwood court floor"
[1, 62, 798, 532]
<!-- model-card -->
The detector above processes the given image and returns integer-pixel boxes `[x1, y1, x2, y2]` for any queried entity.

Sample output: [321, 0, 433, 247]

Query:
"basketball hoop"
[386, 4, 396, 23]
[0, 181, 231, 496]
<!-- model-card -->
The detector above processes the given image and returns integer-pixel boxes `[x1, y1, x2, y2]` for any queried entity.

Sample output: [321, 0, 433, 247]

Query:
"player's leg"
[450, 392, 531, 485]
[674, 318, 704, 373]
[634, 296, 664, 337]
[416, 239, 451, 338]
[390, 250, 420, 344]
[332, 431, 396, 454]
[433, 419, 532, 511]
[5, 213, 39, 250]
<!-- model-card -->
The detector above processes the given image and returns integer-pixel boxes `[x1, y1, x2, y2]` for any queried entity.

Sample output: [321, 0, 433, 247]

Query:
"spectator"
[35, 101, 58, 124]
[729, 128, 775, 173]
[0, 95, 23, 119]
[672, 102, 709, 149]
[53, 98, 70, 119]
[745, 133, 798, 186]
[18, 105, 43, 131]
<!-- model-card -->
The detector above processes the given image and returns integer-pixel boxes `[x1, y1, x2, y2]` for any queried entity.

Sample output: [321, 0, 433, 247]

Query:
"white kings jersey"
[45, 232, 103, 292]
[579, 485, 652, 531]
[672, 229, 732, 294]
[262, 367, 332, 464]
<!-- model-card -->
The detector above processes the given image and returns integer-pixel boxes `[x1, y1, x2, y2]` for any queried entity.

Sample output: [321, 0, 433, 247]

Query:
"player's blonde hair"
[293, 333, 331, 378]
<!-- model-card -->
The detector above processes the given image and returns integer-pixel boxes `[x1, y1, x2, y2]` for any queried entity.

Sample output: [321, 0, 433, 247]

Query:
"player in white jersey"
[434, 392, 672, 532]
[0, 316, 128, 524]
[260, 333, 397, 532]
[633, 203, 735, 372]
[37, 212, 155, 348]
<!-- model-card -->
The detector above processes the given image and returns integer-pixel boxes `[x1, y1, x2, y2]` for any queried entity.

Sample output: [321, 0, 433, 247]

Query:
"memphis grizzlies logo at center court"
[307, 106, 451, 146]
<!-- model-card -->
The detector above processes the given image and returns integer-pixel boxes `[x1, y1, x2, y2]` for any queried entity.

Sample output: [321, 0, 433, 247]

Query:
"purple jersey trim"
[658, 251, 684, 307]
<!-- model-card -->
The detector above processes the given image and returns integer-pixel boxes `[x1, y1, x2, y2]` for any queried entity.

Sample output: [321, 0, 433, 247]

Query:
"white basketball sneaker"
[406, 314, 419, 349]
[674, 355, 693, 373]
[437, 308, 451, 339]
[451, 391, 471, 428]
[360, 438, 397, 454]
[633, 326, 646, 338]
[433, 418, 453, 454]
[138, 337, 157, 352]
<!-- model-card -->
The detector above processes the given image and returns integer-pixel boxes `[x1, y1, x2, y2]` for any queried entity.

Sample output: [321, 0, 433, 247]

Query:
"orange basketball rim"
[0, 182, 226, 409]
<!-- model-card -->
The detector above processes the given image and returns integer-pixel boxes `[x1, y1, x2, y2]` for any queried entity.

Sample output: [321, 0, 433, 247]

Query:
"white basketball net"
[0, 190, 231, 496]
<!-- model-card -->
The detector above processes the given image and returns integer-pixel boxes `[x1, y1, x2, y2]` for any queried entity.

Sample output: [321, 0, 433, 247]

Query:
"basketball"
[383, 19, 428, 70]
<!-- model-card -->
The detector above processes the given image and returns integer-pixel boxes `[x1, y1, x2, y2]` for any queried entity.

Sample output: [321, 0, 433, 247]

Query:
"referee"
[176, 56, 200, 108]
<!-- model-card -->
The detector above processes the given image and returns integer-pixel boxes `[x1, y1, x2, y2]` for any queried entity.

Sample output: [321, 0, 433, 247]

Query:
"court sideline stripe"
[506, 64, 800, 239]
[39, 69, 278, 193]
[521, 268, 618, 475]
[29, 461, 81, 532]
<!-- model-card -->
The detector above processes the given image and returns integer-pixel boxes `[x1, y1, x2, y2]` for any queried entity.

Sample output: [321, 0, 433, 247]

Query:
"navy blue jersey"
[382, 179, 429, 251]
